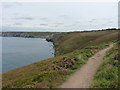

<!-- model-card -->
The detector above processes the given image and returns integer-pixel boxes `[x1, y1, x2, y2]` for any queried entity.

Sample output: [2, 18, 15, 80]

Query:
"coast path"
[60, 44, 113, 88]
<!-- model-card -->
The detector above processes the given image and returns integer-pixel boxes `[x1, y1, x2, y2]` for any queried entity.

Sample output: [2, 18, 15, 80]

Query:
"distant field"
[55, 30, 119, 55]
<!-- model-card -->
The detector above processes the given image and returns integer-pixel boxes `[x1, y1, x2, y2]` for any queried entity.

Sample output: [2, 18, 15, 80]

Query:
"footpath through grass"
[2, 42, 114, 88]
[91, 42, 119, 88]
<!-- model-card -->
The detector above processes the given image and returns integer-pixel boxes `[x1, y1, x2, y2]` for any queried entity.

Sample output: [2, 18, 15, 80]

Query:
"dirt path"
[60, 45, 113, 88]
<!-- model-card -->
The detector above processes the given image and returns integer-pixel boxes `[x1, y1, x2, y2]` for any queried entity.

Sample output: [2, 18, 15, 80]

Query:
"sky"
[0, 1, 118, 32]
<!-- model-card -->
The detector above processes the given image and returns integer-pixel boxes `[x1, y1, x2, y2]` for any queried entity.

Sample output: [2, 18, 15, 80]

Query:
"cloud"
[14, 17, 34, 20]
[108, 21, 113, 23]
[14, 23, 22, 25]
[2, 2, 23, 8]
[56, 23, 63, 24]
[88, 19, 97, 23]
[2, 4, 13, 8]
[40, 24, 48, 26]
[101, 24, 107, 26]
[54, 23, 64, 25]
[59, 15, 70, 19]
[49, 23, 64, 28]
[39, 18, 49, 21]
[101, 17, 113, 20]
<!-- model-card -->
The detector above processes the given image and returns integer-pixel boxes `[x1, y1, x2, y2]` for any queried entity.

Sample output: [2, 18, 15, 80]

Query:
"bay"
[2, 37, 54, 73]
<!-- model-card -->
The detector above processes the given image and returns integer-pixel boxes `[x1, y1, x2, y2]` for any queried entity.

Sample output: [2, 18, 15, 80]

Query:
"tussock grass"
[91, 42, 119, 88]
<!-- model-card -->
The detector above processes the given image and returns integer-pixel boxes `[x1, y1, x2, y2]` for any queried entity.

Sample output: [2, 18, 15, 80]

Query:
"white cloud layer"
[1, 2, 118, 32]
[1, 0, 119, 2]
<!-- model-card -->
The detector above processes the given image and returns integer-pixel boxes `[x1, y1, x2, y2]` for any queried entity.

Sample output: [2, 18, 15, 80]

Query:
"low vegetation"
[2, 29, 119, 88]
[2, 42, 112, 88]
[91, 41, 119, 88]
[55, 30, 118, 55]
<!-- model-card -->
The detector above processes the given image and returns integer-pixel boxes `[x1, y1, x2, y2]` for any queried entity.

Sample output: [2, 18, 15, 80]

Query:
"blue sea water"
[2, 37, 54, 73]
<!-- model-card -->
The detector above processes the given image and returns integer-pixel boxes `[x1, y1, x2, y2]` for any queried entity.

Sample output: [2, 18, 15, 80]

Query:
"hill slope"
[55, 30, 118, 55]
[2, 29, 119, 88]
[91, 43, 119, 88]
[61, 44, 113, 88]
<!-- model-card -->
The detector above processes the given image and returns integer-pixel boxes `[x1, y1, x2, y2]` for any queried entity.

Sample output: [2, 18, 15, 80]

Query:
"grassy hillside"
[2, 41, 116, 88]
[2, 29, 119, 88]
[91, 42, 119, 88]
[55, 30, 119, 55]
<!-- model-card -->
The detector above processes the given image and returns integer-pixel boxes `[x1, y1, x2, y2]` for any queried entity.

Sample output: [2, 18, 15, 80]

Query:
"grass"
[67, 43, 112, 71]
[91, 42, 119, 88]
[2, 30, 119, 88]
[2, 42, 112, 88]
[55, 30, 118, 55]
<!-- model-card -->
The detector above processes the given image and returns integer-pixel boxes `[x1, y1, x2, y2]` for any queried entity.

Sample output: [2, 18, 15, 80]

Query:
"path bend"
[60, 45, 113, 88]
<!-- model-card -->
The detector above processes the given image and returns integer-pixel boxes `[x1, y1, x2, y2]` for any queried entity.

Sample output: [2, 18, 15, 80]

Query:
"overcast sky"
[1, 2, 118, 32]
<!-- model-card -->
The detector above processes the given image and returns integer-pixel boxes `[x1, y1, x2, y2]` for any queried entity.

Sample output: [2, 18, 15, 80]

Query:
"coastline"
[2, 36, 55, 73]
[1, 32, 66, 57]
[1, 36, 57, 57]
[2, 29, 119, 88]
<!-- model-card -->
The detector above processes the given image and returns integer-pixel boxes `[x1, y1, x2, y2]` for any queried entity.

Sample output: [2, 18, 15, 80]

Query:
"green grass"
[55, 30, 118, 55]
[2, 30, 119, 88]
[67, 43, 111, 71]
[2, 42, 111, 88]
[91, 42, 119, 88]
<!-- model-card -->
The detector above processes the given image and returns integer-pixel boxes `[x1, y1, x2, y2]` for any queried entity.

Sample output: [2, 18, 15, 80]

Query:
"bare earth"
[60, 45, 113, 88]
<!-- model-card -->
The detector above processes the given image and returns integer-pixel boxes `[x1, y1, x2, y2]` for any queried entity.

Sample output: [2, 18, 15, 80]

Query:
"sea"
[1, 37, 54, 73]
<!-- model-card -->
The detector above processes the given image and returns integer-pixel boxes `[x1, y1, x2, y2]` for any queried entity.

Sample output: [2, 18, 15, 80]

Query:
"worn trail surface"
[61, 45, 113, 88]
